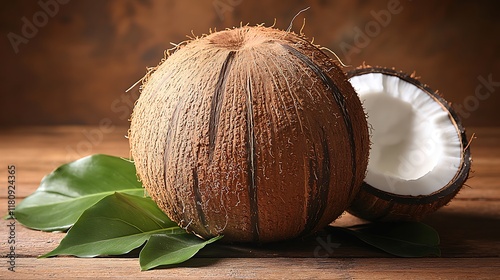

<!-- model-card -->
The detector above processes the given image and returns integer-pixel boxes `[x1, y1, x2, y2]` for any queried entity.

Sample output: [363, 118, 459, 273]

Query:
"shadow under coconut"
[193, 206, 500, 259]
[152, 257, 222, 270]
[424, 206, 500, 257]
[196, 228, 389, 259]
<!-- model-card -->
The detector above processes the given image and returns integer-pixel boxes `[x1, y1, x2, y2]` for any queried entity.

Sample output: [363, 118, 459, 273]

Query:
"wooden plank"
[3, 198, 498, 259]
[1, 126, 499, 277]
[3, 258, 499, 279]
[0, 126, 130, 198]
[1, 126, 498, 199]
[424, 200, 500, 258]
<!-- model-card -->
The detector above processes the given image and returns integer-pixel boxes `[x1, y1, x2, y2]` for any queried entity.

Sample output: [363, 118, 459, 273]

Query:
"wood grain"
[4, 258, 500, 279]
[0, 126, 499, 277]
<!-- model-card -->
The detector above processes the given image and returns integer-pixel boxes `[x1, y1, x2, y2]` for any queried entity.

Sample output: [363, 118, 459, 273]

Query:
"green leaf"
[15, 154, 144, 231]
[330, 222, 441, 257]
[42, 192, 180, 258]
[140, 234, 223, 271]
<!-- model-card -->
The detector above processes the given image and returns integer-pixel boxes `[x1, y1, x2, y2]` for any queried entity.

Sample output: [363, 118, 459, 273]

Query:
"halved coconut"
[347, 66, 472, 221]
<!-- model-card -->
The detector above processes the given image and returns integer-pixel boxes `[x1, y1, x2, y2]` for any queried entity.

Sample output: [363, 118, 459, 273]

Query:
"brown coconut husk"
[129, 26, 369, 243]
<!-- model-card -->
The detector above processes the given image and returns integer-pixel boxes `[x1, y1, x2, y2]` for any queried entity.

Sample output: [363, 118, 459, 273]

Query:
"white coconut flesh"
[349, 73, 462, 196]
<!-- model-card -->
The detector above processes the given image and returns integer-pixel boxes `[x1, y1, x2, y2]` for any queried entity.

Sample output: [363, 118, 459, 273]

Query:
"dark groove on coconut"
[245, 76, 260, 242]
[281, 44, 357, 198]
[208, 51, 236, 162]
[305, 158, 317, 233]
[192, 167, 210, 236]
[163, 99, 183, 220]
[302, 126, 331, 235]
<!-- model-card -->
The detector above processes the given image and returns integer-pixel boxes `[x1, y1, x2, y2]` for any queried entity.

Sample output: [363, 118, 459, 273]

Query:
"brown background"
[1, 0, 499, 127]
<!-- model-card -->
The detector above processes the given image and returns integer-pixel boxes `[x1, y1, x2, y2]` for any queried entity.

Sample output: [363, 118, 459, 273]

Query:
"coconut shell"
[347, 67, 472, 221]
[129, 26, 369, 243]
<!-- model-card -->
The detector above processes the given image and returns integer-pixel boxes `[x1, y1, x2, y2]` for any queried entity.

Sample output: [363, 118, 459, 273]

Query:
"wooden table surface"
[1, 126, 499, 279]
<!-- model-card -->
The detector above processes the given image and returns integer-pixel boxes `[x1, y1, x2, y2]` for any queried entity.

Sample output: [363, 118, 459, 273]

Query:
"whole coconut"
[129, 26, 369, 243]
